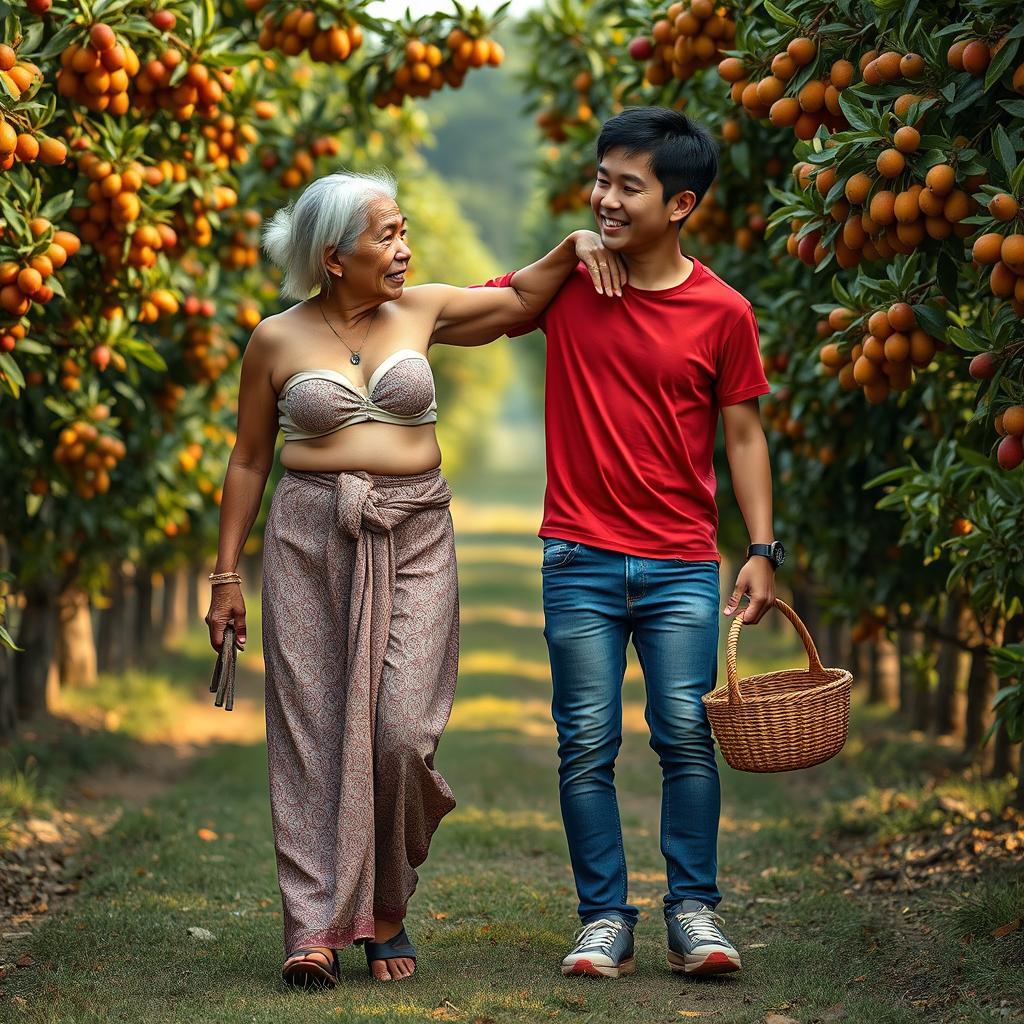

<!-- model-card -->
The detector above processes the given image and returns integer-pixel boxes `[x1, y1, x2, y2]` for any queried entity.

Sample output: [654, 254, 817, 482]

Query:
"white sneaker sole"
[561, 955, 636, 979]
[668, 949, 741, 975]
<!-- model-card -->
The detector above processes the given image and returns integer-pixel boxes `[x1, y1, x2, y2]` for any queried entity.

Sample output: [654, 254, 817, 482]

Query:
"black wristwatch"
[746, 541, 785, 570]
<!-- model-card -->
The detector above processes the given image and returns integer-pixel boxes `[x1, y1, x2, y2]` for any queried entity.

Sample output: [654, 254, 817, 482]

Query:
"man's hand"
[723, 557, 776, 624]
[572, 230, 627, 297]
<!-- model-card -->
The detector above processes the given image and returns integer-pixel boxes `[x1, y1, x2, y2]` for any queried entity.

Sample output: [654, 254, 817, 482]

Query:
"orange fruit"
[876, 148, 905, 178]
[869, 190, 897, 224]
[990, 261, 1017, 297]
[1001, 234, 1024, 266]
[1003, 405, 1024, 435]
[875, 51, 902, 81]
[888, 302, 916, 331]
[962, 40, 990, 76]
[853, 356, 881, 385]
[90, 23, 116, 51]
[756, 75, 785, 105]
[925, 164, 955, 196]
[894, 188, 922, 223]
[900, 53, 925, 78]
[947, 40, 967, 69]
[798, 79, 826, 112]
[787, 36, 816, 66]
[771, 52, 796, 80]
[909, 330, 935, 366]
[830, 59, 854, 88]
[989, 194, 1019, 221]
[828, 306, 856, 330]
[718, 57, 747, 82]
[863, 335, 886, 361]
[844, 171, 872, 204]
[769, 97, 800, 126]
[894, 126, 920, 153]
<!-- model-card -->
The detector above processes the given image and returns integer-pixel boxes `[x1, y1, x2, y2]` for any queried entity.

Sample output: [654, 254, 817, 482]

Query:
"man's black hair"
[596, 107, 718, 209]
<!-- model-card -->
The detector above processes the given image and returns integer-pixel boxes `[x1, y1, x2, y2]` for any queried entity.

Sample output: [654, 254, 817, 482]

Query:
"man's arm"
[424, 232, 626, 348]
[721, 398, 776, 624]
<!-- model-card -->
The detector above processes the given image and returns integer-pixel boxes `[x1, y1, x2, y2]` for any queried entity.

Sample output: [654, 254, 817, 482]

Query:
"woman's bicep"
[232, 327, 281, 472]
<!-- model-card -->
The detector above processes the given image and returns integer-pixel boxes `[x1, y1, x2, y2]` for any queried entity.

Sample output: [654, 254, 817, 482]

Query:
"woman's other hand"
[206, 583, 247, 652]
[573, 230, 628, 297]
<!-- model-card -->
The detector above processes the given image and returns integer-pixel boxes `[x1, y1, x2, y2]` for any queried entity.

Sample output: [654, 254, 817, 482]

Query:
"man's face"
[590, 146, 696, 252]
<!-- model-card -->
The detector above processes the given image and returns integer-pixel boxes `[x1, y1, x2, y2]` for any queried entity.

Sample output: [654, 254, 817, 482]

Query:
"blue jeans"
[541, 538, 722, 929]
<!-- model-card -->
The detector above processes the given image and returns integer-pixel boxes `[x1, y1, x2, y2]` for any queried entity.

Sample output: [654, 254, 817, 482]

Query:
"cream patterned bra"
[278, 349, 438, 443]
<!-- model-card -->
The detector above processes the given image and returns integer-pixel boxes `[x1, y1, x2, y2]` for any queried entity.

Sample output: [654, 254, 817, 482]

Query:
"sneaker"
[560, 917, 636, 978]
[666, 899, 741, 975]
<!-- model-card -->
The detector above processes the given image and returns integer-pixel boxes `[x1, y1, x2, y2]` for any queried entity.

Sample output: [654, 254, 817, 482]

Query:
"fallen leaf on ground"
[748, 942, 768, 948]
[764, 1015, 799, 1024]
[678, 1013, 705, 1019]
[15, 954, 34, 968]
[187, 926, 214, 940]
[196, 828, 218, 841]
[430, 911, 448, 920]
[992, 919, 1020, 938]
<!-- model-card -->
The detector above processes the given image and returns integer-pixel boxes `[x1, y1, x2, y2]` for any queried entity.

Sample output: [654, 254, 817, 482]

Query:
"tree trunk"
[1016, 756, 1024, 810]
[897, 629, 913, 716]
[965, 644, 996, 770]
[912, 626, 932, 732]
[991, 723, 1018, 779]
[933, 595, 964, 736]
[14, 584, 57, 721]
[0, 539, 17, 739]
[134, 569, 155, 666]
[160, 569, 178, 645]
[789, 581, 820, 648]
[186, 561, 201, 627]
[96, 565, 127, 674]
[867, 635, 900, 707]
[56, 585, 97, 687]
[823, 618, 845, 669]
[852, 639, 871, 696]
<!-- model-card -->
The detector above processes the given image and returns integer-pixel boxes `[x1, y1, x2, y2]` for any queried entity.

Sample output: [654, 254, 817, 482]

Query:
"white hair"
[261, 169, 398, 300]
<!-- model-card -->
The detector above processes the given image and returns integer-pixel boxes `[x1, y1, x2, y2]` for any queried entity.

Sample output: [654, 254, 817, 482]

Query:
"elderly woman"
[205, 169, 624, 989]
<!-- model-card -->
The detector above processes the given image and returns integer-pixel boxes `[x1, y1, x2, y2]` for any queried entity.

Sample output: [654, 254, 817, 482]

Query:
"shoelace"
[573, 918, 623, 954]
[675, 906, 728, 944]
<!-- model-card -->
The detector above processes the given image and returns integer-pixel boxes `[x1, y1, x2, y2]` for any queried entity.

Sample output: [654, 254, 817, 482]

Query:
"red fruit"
[151, 10, 176, 31]
[27, 0, 51, 11]
[997, 433, 1024, 470]
[183, 295, 200, 316]
[91, 345, 111, 371]
[628, 37, 653, 61]
[797, 230, 821, 265]
[199, 298, 215, 317]
[968, 352, 998, 379]
[0, 334, 14, 351]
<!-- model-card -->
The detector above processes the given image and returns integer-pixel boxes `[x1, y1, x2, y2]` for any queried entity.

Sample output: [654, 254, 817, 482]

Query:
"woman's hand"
[205, 583, 247, 652]
[572, 230, 628, 297]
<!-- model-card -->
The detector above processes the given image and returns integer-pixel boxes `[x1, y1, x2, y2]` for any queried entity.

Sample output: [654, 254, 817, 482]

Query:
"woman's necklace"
[317, 299, 378, 366]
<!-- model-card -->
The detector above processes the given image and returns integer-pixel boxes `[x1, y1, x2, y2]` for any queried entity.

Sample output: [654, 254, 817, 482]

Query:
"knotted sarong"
[261, 468, 459, 952]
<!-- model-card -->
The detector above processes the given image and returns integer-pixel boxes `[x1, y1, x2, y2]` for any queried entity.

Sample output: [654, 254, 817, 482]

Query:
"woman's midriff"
[279, 420, 443, 476]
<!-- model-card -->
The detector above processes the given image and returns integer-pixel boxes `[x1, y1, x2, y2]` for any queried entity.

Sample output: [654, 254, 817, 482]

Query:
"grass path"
[3, 468, 1022, 1023]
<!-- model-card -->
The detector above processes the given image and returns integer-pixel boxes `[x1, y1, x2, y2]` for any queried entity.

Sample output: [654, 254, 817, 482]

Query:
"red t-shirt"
[485, 257, 770, 561]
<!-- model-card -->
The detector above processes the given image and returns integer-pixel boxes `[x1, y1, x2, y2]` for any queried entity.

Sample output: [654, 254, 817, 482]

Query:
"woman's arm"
[205, 322, 281, 651]
[406, 230, 625, 347]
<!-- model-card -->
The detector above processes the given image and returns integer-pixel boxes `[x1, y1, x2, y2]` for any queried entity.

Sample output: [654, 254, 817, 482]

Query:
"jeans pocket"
[541, 538, 581, 570]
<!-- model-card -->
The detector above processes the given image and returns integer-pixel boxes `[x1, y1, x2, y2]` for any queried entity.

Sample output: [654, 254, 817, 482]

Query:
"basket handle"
[725, 598, 825, 705]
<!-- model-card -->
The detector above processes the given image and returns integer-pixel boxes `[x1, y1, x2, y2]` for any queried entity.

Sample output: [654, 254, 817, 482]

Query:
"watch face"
[772, 543, 786, 567]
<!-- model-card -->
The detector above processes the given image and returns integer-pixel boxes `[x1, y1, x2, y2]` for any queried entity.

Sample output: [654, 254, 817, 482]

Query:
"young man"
[435, 107, 781, 978]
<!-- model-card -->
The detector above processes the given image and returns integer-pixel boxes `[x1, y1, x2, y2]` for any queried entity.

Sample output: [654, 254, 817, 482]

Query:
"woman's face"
[329, 197, 411, 301]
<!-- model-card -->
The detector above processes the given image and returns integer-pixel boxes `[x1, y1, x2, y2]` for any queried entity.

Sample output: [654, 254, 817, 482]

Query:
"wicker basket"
[702, 598, 853, 773]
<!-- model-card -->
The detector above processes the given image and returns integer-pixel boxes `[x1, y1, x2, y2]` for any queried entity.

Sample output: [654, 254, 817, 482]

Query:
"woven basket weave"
[702, 598, 853, 773]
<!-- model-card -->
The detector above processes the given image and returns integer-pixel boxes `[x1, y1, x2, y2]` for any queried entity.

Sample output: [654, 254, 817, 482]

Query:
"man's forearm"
[213, 460, 271, 575]
[726, 433, 775, 545]
[507, 234, 580, 317]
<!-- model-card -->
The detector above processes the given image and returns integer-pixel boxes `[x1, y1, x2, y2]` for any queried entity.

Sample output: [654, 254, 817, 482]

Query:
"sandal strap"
[284, 947, 335, 967]
[364, 926, 416, 962]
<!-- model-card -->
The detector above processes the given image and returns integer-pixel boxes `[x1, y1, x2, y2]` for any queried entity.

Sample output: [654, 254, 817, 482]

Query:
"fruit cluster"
[200, 114, 259, 171]
[373, 29, 504, 108]
[0, 221, 80, 316]
[535, 69, 596, 143]
[631, 1, 736, 86]
[718, 44, 850, 140]
[137, 288, 179, 324]
[54, 412, 125, 500]
[819, 303, 939, 404]
[262, 134, 340, 189]
[57, 26, 139, 115]
[257, 8, 364, 64]
[972, 199, 1024, 315]
[993, 405, 1024, 470]
[947, 36, 1023, 87]
[221, 210, 263, 271]
[684, 187, 766, 250]
[183, 303, 239, 383]
[0, 322, 26, 352]
[133, 53, 235, 122]
[787, 158, 978, 271]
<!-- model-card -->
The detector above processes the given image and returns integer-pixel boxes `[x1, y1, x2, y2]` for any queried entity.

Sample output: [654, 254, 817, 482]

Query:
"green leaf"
[985, 35, 1021, 92]
[992, 124, 1017, 179]
[763, 1, 800, 27]
[0, 351, 24, 389]
[838, 91, 873, 132]
[912, 303, 949, 340]
[937, 252, 960, 306]
[37, 188, 74, 223]
[0, 624, 22, 652]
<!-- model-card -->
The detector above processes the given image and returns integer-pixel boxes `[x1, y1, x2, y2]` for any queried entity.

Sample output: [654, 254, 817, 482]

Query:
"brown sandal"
[281, 946, 339, 989]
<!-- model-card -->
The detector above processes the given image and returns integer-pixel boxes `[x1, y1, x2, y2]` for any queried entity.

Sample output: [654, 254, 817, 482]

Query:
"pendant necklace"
[317, 299, 378, 366]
